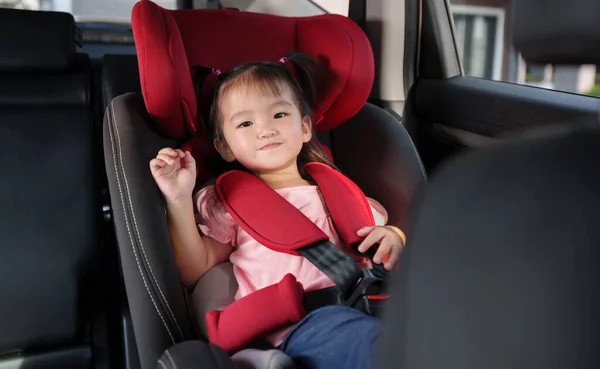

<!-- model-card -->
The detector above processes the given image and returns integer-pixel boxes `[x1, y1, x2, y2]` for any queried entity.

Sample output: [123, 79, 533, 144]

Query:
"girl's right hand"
[150, 148, 197, 204]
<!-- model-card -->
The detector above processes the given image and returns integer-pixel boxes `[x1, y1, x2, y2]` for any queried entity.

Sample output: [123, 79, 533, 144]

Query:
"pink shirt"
[194, 184, 388, 346]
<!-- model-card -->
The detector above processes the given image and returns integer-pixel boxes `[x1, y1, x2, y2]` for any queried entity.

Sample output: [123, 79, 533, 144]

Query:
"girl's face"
[214, 82, 312, 174]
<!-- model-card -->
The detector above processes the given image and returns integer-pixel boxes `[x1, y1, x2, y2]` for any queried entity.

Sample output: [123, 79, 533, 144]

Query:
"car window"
[0, 0, 176, 21]
[310, 0, 348, 15]
[219, 0, 348, 16]
[449, 0, 599, 98]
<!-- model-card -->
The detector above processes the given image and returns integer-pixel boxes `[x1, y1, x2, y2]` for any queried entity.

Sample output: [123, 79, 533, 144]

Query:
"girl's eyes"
[236, 113, 287, 128]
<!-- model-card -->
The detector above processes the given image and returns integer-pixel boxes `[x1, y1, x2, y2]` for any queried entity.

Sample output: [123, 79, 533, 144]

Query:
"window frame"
[450, 4, 505, 81]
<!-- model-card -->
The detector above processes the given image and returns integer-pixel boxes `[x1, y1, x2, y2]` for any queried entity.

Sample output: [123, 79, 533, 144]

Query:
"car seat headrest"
[0, 8, 77, 72]
[131, 0, 374, 140]
[512, 0, 600, 64]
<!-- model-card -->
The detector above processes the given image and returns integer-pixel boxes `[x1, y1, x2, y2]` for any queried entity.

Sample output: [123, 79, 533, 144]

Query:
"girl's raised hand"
[150, 148, 197, 204]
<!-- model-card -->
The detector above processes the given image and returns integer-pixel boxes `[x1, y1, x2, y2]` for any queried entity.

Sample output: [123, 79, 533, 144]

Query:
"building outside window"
[452, 4, 504, 81]
[449, 0, 599, 97]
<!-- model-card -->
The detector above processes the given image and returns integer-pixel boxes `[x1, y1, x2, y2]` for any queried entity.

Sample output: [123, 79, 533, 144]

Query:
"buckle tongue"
[342, 268, 384, 315]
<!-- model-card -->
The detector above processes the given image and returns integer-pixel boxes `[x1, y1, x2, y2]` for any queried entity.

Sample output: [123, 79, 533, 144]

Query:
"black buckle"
[342, 268, 384, 315]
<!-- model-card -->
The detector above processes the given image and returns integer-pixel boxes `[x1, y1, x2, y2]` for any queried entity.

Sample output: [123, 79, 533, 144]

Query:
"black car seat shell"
[103, 0, 427, 368]
[0, 7, 109, 369]
[376, 123, 600, 369]
[376, 1, 600, 367]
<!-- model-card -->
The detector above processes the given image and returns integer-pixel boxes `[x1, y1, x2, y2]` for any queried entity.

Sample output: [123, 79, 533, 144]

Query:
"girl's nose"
[258, 129, 277, 138]
[257, 121, 277, 138]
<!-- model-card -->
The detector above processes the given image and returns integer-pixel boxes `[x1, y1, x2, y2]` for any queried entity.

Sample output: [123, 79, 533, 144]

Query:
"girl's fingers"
[158, 147, 178, 157]
[156, 153, 178, 166]
[183, 151, 196, 167]
[150, 158, 166, 170]
[384, 241, 403, 270]
[357, 226, 375, 237]
[357, 228, 384, 253]
[373, 240, 392, 264]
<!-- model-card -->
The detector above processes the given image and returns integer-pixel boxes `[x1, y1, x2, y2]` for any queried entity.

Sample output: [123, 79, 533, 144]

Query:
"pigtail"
[299, 137, 339, 172]
[284, 51, 324, 111]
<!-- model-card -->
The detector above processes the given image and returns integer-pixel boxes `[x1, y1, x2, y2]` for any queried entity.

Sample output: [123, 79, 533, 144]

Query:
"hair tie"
[279, 57, 288, 64]
[211, 68, 221, 76]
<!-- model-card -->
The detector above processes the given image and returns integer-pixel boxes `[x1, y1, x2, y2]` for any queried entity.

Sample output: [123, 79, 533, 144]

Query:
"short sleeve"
[193, 185, 238, 246]
[367, 197, 388, 226]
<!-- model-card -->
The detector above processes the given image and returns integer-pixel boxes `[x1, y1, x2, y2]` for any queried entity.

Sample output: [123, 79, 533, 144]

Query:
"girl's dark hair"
[207, 52, 336, 171]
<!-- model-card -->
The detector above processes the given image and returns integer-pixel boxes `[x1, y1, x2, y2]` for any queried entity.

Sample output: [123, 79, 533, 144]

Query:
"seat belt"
[297, 239, 363, 296]
[215, 162, 388, 303]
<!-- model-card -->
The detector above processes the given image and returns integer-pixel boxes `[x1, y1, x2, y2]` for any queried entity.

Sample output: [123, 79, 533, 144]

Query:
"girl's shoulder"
[194, 185, 238, 245]
[194, 184, 220, 212]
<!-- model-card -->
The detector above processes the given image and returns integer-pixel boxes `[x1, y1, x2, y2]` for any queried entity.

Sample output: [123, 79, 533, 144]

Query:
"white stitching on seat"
[166, 350, 178, 369]
[158, 359, 169, 369]
[109, 103, 175, 344]
[111, 106, 184, 339]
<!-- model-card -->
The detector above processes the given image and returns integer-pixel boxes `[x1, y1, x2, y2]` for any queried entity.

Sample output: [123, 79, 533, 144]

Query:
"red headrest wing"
[132, 0, 374, 140]
[131, 1, 197, 139]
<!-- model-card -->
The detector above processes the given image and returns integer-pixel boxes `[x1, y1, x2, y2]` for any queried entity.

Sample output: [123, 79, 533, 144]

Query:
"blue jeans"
[278, 305, 380, 369]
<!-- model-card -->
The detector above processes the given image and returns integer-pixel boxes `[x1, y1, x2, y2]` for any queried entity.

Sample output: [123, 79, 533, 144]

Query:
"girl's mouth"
[260, 142, 282, 150]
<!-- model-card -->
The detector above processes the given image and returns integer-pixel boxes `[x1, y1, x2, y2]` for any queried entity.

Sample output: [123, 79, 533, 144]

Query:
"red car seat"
[103, 1, 426, 368]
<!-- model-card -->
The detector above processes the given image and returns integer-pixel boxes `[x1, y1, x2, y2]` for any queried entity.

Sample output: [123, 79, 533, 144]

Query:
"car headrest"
[512, 0, 600, 64]
[131, 0, 374, 140]
[375, 124, 600, 369]
[0, 8, 77, 72]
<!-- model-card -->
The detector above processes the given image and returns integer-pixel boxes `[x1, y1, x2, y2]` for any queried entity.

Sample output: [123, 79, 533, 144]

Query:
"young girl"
[150, 54, 405, 369]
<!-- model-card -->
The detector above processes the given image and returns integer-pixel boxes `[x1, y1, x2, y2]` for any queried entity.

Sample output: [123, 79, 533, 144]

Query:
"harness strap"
[297, 240, 362, 296]
[215, 163, 381, 296]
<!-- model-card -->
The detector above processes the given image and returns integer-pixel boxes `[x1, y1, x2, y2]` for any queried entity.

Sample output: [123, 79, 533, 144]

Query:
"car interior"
[0, 0, 597, 368]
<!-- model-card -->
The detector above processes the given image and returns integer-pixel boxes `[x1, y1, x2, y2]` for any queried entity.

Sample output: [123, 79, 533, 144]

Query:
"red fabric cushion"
[131, 1, 197, 139]
[131, 0, 374, 140]
[205, 273, 305, 354]
[215, 170, 330, 254]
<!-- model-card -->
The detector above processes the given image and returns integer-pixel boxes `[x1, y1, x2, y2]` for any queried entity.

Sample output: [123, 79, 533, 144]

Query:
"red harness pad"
[304, 162, 375, 251]
[215, 163, 375, 257]
[215, 170, 329, 254]
[205, 273, 305, 354]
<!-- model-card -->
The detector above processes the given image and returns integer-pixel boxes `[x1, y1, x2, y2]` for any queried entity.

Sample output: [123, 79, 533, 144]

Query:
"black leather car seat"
[376, 123, 600, 369]
[376, 0, 600, 367]
[0, 8, 116, 369]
